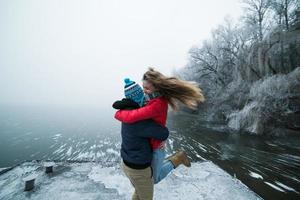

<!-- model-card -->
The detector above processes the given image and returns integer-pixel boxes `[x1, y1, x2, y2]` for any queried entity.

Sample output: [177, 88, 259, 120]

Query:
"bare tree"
[270, 0, 299, 30]
[189, 43, 226, 87]
[242, 0, 271, 41]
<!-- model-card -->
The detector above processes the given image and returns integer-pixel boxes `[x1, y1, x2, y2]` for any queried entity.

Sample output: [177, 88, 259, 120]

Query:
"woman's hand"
[158, 141, 167, 149]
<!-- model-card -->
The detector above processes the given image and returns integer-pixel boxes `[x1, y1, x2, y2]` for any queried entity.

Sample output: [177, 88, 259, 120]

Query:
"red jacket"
[115, 97, 168, 149]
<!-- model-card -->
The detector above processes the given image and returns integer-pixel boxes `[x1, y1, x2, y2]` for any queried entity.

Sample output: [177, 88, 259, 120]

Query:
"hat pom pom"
[124, 78, 131, 84]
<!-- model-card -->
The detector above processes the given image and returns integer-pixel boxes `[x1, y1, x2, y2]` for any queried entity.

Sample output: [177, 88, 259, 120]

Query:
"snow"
[0, 168, 9, 172]
[23, 174, 38, 182]
[0, 161, 261, 200]
[106, 148, 119, 156]
[43, 162, 55, 167]
[226, 67, 300, 135]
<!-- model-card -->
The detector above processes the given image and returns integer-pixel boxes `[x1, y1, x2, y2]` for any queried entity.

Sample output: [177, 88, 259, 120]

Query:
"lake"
[0, 104, 299, 199]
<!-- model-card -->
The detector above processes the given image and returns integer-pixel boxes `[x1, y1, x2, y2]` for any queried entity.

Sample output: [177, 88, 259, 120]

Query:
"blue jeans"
[151, 148, 174, 184]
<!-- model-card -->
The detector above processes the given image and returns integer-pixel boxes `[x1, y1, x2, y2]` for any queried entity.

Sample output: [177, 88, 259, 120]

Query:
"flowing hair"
[143, 68, 205, 110]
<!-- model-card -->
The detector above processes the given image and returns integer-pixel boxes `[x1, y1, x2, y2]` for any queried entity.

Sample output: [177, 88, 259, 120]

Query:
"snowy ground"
[0, 161, 261, 200]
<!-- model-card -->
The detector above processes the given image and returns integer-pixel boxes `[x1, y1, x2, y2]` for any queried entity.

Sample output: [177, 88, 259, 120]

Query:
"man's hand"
[112, 98, 140, 110]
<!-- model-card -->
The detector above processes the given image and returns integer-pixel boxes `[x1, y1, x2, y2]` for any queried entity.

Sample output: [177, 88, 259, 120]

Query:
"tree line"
[175, 0, 300, 135]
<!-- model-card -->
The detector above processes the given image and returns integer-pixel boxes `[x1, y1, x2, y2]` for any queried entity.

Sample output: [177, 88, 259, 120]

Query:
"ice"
[275, 181, 299, 193]
[82, 141, 89, 145]
[53, 144, 67, 155]
[52, 134, 62, 140]
[197, 144, 207, 152]
[0, 161, 261, 200]
[264, 182, 285, 192]
[66, 147, 73, 157]
[249, 171, 263, 180]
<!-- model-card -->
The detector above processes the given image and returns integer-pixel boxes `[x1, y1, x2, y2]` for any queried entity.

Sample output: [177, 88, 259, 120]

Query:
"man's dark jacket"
[113, 99, 169, 168]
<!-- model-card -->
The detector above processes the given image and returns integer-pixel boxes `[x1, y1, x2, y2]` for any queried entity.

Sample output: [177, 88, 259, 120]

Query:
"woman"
[115, 68, 205, 185]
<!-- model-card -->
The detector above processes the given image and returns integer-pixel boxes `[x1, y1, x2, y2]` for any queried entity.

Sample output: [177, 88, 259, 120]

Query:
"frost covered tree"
[242, 0, 271, 41]
[270, 0, 299, 30]
[175, 0, 300, 134]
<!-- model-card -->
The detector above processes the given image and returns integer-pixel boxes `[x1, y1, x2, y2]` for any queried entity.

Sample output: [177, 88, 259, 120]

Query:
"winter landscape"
[1, 0, 299, 199]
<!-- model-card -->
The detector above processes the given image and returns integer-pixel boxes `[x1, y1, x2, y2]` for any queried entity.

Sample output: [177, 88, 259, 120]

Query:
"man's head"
[124, 78, 145, 107]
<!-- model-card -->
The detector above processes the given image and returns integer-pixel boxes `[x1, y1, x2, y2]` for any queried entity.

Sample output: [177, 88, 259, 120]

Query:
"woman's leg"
[157, 160, 174, 182]
[152, 149, 174, 184]
[151, 149, 165, 183]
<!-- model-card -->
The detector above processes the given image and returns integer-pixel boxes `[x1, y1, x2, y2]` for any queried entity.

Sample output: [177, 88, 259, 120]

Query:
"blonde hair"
[143, 68, 205, 110]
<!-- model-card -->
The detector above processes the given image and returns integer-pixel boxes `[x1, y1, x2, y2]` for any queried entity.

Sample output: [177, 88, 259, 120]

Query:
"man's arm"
[133, 120, 169, 140]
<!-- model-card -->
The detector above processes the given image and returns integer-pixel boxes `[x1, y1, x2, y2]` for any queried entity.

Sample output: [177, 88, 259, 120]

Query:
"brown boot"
[168, 151, 191, 168]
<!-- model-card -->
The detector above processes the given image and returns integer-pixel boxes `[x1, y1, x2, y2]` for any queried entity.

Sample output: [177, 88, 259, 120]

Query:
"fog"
[0, 0, 242, 108]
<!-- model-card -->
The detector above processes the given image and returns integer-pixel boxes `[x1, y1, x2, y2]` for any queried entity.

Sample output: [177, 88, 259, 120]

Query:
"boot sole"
[182, 151, 191, 167]
[168, 151, 191, 167]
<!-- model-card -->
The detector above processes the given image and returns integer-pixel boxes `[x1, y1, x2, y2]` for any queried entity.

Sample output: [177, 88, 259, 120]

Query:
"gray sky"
[0, 0, 242, 108]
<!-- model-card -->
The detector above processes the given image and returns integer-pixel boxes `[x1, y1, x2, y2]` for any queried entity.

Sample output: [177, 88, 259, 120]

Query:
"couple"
[113, 68, 204, 200]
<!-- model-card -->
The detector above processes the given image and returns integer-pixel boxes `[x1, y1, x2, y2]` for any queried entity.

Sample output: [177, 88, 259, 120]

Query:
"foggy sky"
[0, 0, 242, 108]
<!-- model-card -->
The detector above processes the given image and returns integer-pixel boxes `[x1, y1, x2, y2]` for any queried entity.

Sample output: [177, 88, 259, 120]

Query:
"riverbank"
[0, 160, 261, 200]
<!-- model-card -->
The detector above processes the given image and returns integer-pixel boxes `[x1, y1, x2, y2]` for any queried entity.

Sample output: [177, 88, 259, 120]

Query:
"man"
[113, 78, 169, 200]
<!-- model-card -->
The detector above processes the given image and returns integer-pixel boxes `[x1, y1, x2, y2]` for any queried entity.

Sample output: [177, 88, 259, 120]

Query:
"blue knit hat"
[124, 78, 144, 106]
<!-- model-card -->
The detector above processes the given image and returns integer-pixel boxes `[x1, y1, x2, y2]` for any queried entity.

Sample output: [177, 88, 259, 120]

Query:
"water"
[0, 105, 299, 199]
[0, 105, 121, 167]
[168, 112, 300, 200]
